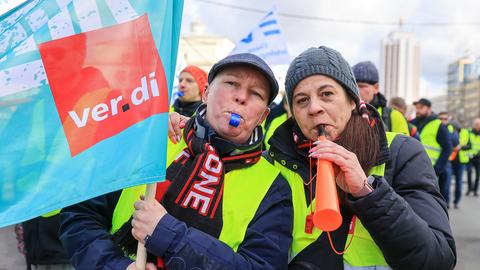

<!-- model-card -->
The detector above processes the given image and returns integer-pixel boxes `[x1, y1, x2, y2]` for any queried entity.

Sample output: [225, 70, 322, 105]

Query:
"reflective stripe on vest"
[280, 132, 398, 268]
[111, 138, 280, 252]
[419, 119, 442, 164]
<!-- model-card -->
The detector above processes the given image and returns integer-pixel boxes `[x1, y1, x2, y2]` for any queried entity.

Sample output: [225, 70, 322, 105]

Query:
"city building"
[447, 56, 480, 127]
[179, 20, 235, 72]
[380, 30, 421, 104]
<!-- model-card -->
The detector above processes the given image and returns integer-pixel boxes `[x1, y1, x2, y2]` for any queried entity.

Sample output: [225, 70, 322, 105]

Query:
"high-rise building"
[447, 57, 472, 125]
[380, 31, 421, 104]
[447, 57, 480, 126]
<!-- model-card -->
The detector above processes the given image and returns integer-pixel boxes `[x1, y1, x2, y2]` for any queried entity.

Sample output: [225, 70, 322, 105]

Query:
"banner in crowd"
[0, 0, 183, 227]
[231, 6, 291, 65]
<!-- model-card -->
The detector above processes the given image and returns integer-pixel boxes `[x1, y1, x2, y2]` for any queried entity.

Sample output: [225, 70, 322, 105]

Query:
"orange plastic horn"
[313, 126, 342, 232]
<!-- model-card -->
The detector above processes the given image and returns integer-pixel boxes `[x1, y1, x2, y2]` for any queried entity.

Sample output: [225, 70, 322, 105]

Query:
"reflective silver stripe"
[423, 145, 441, 152]
[344, 262, 392, 270]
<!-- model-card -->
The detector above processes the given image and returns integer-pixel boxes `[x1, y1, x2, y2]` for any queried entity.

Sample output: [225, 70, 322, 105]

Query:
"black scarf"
[162, 105, 264, 237]
[370, 92, 387, 110]
[172, 99, 202, 117]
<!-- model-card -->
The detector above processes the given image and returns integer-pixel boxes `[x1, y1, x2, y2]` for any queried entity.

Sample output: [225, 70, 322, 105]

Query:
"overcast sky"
[182, 0, 480, 97]
[2, 0, 479, 97]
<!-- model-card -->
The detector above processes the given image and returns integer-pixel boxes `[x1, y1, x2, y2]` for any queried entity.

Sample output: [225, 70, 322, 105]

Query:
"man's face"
[357, 82, 379, 103]
[438, 114, 449, 125]
[203, 66, 270, 144]
[474, 118, 480, 131]
[178, 71, 202, 102]
[415, 104, 431, 118]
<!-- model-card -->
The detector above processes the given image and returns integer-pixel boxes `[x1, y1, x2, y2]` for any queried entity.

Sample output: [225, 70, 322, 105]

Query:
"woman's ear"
[350, 99, 357, 111]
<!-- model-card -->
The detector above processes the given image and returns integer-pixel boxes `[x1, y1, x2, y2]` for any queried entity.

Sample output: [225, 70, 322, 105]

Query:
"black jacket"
[268, 118, 456, 270]
[23, 216, 71, 267]
[411, 114, 453, 174]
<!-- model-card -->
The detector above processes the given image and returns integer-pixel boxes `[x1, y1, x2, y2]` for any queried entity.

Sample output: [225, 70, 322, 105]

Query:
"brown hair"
[335, 111, 380, 176]
[333, 111, 381, 202]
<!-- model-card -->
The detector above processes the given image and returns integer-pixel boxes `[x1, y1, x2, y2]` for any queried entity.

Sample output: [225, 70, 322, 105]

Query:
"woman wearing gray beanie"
[266, 46, 456, 269]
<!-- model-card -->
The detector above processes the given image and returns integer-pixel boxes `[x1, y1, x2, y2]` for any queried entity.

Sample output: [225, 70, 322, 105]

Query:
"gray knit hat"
[352, 61, 379, 84]
[285, 46, 360, 108]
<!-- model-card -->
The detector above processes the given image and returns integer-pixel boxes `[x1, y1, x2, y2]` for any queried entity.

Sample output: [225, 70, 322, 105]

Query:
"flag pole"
[135, 183, 157, 270]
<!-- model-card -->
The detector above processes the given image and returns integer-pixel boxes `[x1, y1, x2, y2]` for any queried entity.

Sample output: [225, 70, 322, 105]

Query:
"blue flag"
[231, 6, 291, 65]
[0, 0, 184, 227]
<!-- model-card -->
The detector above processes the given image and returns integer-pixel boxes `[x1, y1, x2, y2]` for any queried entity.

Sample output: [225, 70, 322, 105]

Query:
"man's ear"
[202, 84, 210, 103]
[374, 83, 380, 94]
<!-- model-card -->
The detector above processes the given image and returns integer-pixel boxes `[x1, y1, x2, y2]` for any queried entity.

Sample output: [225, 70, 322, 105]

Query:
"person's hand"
[309, 140, 368, 197]
[126, 261, 158, 270]
[132, 196, 168, 245]
[168, 112, 189, 144]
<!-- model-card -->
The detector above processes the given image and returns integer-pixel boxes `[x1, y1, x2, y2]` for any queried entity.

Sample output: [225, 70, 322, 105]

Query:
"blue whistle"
[229, 113, 241, 127]
[177, 91, 185, 97]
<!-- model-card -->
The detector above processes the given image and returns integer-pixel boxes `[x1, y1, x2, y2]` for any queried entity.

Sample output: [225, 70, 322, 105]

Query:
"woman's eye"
[297, 97, 308, 104]
[321, 91, 333, 97]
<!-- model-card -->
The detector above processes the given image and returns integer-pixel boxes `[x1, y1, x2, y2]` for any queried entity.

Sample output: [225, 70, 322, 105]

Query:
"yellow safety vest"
[264, 113, 288, 149]
[469, 130, 480, 157]
[111, 138, 282, 252]
[458, 128, 470, 164]
[270, 132, 398, 268]
[419, 119, 442, 165]
[378, 107, 409, 136]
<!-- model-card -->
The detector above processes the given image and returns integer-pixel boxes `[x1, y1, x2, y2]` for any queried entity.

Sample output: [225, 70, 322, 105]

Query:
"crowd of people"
[17, 44, 480, 270]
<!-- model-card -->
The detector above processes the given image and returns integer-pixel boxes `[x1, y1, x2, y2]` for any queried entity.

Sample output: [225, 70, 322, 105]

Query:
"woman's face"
[291, 75, 356, 141]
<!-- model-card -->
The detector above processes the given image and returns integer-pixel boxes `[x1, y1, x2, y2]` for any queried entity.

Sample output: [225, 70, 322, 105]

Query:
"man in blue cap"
[59, 53, 293, 270]
[352, 61, 409, 135]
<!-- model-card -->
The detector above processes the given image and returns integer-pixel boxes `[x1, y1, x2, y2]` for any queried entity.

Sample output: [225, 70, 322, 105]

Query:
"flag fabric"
[231, 6, 291, 65]
[0, 0, 183, 227]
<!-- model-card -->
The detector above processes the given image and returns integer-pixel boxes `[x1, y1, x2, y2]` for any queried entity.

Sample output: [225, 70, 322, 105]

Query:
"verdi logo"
[67, 72, 163, 128]
[39, 15, 168, 156]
